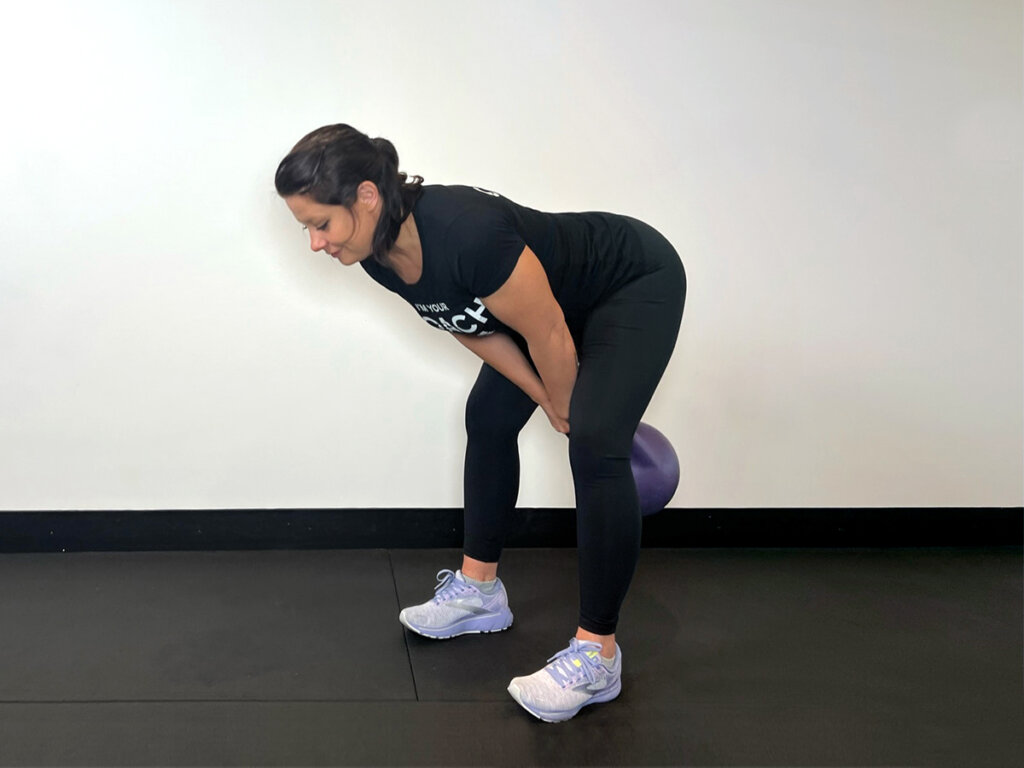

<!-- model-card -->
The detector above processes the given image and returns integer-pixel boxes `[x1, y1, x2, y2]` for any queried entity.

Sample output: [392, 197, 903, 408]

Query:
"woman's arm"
[478, 246, 577, 427]
[454, 332, 569, 433]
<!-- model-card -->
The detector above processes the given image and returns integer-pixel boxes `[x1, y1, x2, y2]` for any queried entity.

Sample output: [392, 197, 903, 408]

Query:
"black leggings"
[462, 218, 686, 636]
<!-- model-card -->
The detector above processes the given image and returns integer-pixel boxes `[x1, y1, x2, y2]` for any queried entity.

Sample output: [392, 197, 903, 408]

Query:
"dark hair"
[275, 124, 424, 263]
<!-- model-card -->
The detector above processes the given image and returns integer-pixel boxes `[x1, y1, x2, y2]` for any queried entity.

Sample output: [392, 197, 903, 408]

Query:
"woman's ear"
[357, 180, 380, 210]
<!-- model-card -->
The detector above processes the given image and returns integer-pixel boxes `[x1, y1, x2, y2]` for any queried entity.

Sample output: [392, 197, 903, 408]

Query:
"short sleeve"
[447, 206, 526, 297]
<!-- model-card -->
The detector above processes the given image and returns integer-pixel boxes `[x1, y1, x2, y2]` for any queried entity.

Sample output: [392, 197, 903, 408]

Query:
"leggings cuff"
[579, 615, 618, 636]
[462, 545, 502, 564]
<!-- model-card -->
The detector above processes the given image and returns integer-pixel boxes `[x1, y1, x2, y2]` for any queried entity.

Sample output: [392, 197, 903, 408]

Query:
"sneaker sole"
[399, 609, 514, 639]
[507, 678, 622, 723]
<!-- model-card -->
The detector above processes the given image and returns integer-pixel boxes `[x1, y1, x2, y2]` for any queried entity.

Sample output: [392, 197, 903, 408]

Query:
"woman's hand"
[539, 399, 570, 435]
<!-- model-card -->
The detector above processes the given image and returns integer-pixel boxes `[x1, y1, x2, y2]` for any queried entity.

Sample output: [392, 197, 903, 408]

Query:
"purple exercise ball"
[631, 422, 680, 516]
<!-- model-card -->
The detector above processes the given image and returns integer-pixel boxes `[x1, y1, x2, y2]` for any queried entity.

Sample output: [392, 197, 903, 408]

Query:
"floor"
[0, 547, 1019, 767]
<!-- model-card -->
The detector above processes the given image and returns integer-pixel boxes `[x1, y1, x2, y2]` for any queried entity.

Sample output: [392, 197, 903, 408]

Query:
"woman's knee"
[465, 381, 532, 441]
[567, 422, 632, 476]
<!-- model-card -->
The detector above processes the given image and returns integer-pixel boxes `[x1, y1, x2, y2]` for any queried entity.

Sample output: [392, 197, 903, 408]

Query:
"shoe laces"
[431, 569, 472, 604]
[544, 638, 604, 687]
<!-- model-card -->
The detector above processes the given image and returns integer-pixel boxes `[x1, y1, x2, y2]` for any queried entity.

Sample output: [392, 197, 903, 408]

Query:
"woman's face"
[284, 183, 380, 266]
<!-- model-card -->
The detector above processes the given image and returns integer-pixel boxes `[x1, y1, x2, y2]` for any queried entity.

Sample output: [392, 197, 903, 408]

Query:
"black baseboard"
[0, 507, 1020, 553]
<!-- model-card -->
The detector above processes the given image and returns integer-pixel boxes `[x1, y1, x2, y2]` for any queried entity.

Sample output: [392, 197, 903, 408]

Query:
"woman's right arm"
[454, 332, 569, 433]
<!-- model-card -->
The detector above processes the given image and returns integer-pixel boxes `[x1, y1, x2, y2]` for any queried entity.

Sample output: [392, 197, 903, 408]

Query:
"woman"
[275, 124, 686, 723]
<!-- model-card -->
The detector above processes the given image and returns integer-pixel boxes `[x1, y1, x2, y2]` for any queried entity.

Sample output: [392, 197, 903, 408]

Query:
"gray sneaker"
[507, 638, 623, 722]
[399, 569, 513, 639]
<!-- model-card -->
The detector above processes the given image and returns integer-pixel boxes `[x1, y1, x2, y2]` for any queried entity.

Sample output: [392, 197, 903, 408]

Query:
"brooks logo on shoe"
[576, 677, 610, 693]
[463, 598, 499, 615]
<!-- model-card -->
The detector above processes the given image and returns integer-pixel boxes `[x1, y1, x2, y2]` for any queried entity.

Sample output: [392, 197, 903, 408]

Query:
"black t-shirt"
[360, 185, 653, 339]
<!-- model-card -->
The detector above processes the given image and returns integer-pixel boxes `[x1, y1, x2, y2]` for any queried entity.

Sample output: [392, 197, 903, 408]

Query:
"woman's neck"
[386, 214, 423, 284]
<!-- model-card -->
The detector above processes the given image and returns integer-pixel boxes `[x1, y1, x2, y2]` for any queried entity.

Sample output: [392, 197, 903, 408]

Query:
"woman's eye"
[316, 221, 329, 231]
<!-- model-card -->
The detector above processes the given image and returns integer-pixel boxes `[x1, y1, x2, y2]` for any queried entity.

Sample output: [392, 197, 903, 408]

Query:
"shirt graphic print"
[414, 297, 496, 335]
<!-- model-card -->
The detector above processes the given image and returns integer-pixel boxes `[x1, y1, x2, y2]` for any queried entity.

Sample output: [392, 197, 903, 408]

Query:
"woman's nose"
[309, 231, 327, 252]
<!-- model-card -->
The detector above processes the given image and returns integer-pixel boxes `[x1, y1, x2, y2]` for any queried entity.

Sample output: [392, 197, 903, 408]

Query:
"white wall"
[0, 0, 1020, 510]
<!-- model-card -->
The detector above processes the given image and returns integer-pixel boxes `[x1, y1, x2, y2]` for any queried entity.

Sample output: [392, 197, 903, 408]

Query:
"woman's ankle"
[461, 554, 498, 582]
[575, 627, 617, 659]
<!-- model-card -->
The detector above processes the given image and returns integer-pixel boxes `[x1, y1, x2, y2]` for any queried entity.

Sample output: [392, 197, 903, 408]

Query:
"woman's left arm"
[481, 246, 577, 423]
